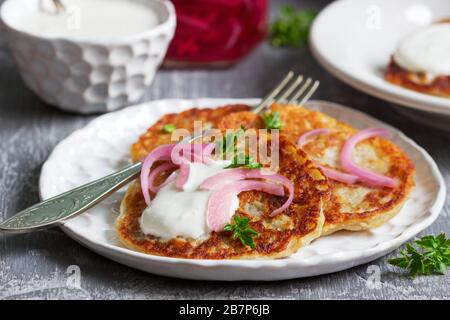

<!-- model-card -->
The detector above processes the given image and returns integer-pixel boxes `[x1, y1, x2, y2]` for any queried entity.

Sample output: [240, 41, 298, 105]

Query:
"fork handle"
[0, 162, 142, 233]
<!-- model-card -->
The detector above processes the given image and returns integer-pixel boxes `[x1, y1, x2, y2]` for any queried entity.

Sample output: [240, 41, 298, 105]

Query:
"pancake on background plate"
[385, 22, 450, 98]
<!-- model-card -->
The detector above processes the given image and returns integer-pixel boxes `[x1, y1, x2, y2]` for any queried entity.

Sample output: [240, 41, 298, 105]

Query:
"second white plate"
[39, 99, 445, 281]
[310, 0, 450, 115]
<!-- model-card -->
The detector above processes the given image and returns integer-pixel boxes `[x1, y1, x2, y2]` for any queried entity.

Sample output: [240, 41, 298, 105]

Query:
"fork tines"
[253, 71, 320, 114]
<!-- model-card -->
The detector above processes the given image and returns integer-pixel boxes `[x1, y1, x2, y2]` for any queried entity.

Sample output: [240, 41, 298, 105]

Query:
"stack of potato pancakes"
[116, 103, 415, 259]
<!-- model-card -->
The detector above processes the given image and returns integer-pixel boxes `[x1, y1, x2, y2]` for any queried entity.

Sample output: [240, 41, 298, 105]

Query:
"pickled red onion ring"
[317, 165, 359, 184]
[171, 143, 214, 164]
[207, 180, 285, 232]
[176, 163, 190, 189]
[140, 144, 176, 205]
[202, 143, 216, 162]
[270, 176, 294, 217]
[201, 168, 288, 190]
[297, 129, 360, 184]
[148, 162, 178, 193]
[171, 143, 216, 189]
[171, 143, 196, 165]
[159, 171, 177, 190]
[297, 128, 330, 147]
[201, 168, 294, 217]
[141, 142, 233, 203]
[340, 128, 396, 188]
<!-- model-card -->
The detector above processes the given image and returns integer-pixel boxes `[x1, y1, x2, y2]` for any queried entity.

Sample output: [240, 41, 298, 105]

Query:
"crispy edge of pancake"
[217, 104, 416, 235]
[217, 103, 355, 140]
[385, 58, 450, 98]
[320, 200, 405, 236]
[320, 158, 415, 236]
[117, 181, 325, 260]
[300, 128, 416, 235]
[116, 136, 329, 260]
[131, 104, 251, 162]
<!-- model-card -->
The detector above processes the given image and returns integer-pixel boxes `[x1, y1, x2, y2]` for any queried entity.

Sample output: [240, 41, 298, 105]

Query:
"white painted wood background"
[0, 0, 449, 299]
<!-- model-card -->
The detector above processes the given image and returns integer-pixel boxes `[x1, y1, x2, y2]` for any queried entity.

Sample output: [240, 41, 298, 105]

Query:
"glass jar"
[164, 0, 268, 68]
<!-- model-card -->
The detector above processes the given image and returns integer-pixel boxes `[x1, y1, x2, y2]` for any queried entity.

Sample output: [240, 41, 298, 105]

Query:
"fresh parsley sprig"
[388, 233, 450, 277]
[270, 5, 316, 48]
[224, 215, 258, 249]
[162, 124, 176, 133]
[262, 111, 282, 130]
[218, 126, 263, 169]
[217, 126, 246, 156]
[225, 153, 263, 169]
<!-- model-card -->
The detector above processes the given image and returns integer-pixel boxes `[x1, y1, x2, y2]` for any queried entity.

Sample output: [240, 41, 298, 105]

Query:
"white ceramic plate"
[310, 0, 450, 115]
[39, 98, 445, 281]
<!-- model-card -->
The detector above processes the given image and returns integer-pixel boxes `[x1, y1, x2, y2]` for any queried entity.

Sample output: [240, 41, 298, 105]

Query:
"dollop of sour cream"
[139, 160, 240, 240]
[393, 23, 450, 76]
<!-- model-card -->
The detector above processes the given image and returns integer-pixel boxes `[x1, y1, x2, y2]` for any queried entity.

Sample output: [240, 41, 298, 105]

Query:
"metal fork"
[253, 71, 319, 114]
[0, 72, 319, 233]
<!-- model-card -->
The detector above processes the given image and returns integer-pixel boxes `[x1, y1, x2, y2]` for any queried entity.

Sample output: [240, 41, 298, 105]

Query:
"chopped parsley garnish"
[162, 124, 176, 133]
[225, 153, 263, 169]
[388, 233, 450, 278]
[218, 126, 263, 169]
[224, 215, 258, 249]
[262, 111, 282, 129]
[270, 5, 316, 48]
[217, 126, 246, 156]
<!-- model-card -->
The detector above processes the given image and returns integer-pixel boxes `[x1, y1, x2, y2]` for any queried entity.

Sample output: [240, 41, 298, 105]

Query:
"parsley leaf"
[218, 127, 263, 169]
[162, 124, 176, 133]
[217, 126, 246, 156]
[225, 153, 263, 169]
[262, 111, 282, 129]
[388, 233, 450, 277]
[270, 6, 316, 48]
[224, 215, 258, 249]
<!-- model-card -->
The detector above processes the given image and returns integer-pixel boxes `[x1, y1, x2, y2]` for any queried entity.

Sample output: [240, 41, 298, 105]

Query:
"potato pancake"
[131, 104, 251, 161]
[385, 58, 450, 98]
[217, 103, 415, 235]
[117, 135, 329, 259]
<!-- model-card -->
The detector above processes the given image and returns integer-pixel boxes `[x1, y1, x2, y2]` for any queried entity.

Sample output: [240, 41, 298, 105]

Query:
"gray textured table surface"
[1, 0, 450, 300]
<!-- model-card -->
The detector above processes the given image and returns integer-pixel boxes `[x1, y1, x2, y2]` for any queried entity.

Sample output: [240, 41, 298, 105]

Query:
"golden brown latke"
[385, 58, 450, 98]
[131, 104, 251, 161]
[217, 103, 415, 235]
[117, 135, 329, 259]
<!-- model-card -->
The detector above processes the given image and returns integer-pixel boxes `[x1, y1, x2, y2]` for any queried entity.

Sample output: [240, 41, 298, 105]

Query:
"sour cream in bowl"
[0, 0, 176, 113]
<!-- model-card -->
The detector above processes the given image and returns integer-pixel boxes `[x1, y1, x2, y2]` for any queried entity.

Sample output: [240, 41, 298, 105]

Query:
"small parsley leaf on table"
[388, 233, 450, 277]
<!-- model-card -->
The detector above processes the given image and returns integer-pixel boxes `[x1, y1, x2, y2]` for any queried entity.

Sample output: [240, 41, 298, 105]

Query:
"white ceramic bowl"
[0, 0, 176, 114]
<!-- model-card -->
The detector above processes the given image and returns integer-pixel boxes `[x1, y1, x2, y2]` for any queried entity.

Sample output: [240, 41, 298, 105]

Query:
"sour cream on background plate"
[393, 23, 450, 76]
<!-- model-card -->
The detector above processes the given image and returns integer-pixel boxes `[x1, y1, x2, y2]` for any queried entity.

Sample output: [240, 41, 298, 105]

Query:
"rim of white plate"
[39, 98, 446, 270]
